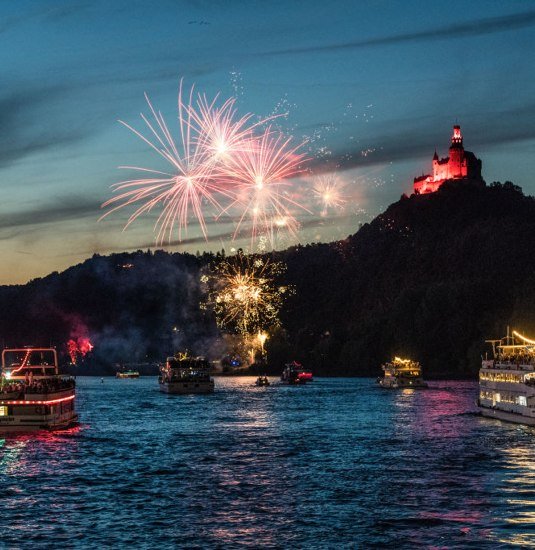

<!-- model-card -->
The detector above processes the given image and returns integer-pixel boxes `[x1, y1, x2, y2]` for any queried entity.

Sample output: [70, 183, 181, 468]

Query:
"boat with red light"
[281, 361, 313, 384]
[0, 347, 77, 432]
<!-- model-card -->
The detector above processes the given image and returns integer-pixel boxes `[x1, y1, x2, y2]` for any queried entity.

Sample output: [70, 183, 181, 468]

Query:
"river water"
[0, 377, 534, 548]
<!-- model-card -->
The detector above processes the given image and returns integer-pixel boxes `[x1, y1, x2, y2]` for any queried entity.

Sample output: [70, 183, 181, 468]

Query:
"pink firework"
[101, 81, 309, 246]
[313, 173, 347, 215]
[188, 93, 279, 164]
[220, 128, 309, 246]
[101, 81, 233, 243]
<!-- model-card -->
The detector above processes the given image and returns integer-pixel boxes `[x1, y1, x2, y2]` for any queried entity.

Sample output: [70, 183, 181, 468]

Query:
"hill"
[276, 180, 535, 377]
[1, 180, 534, 377]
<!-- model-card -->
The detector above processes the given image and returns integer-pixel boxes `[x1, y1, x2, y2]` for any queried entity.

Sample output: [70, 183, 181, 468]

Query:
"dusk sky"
[2, 0, 535, 284]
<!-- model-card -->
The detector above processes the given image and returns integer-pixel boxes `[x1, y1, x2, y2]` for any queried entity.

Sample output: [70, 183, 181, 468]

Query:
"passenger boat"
[378, 357, 428, 388]
[159, 355, 214, 394]
[0, 347, 77, 432]
[478, 329, 535, 425]
[116, 370, 140, 379]
[255, 376, 270, 387]
[280, 361, 312, 384]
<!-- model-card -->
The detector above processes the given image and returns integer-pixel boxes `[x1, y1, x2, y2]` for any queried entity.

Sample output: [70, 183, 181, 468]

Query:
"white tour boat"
[0, 347, 77, 432]
[378, 357, 428, 388]
[159, 355, 214, 394]
[479, 329, 535, 425]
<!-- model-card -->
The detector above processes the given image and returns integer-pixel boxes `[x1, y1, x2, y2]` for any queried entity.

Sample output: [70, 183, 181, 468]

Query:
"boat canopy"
[1, 348, 58, 378]
[487, 330, 535, 357]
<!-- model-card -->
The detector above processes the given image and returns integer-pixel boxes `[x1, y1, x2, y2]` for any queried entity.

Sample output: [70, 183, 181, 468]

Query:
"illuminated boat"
[378, 357, 428, 389]
[255, 376, 270, 387]
[280, 361, 312, 384]
[478, 329, 535, 425]
[116, 370, 140, 379]
[159, 355, 214, 394]
[0, 348, 77, 432]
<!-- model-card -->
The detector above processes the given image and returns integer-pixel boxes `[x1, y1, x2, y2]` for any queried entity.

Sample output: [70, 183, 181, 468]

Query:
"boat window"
[0, 406, 7, 416]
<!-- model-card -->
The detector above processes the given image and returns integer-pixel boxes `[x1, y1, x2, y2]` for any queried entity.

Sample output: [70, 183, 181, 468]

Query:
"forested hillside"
[1, 181, 533, 378]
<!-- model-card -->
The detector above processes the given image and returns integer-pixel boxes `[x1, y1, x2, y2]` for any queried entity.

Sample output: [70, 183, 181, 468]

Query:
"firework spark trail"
[188, 93, 280, 163]
[101, 81, 237, 243]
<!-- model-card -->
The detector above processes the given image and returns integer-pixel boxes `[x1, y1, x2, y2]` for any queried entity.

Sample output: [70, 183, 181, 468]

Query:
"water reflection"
[496, 444, 535, 546]
[0, 377, 534, 547]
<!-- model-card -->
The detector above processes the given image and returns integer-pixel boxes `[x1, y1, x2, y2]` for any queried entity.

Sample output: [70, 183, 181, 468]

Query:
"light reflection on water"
[0, 377, 534, 547]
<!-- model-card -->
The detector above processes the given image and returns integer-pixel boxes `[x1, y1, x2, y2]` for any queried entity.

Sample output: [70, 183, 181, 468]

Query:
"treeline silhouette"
[1, 180, 534, 378]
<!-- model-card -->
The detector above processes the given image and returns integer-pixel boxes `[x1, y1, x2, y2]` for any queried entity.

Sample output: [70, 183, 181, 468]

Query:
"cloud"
[259, 10, 535, 57]
[0, 85, 99, 169]
[305, 100, 535, 173]
[0, 2, 90, 34]
[0, 197, 101, 232]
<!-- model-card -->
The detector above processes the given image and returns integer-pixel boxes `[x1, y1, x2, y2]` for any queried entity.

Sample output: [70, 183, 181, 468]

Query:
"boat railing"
[24, 378, 75, 394]
[0, 378, 75, 397]
[161, 371, 211, 383]
[485, 359, 535, 370]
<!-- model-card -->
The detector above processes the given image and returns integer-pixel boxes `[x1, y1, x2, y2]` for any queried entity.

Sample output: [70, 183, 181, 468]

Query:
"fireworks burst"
[313, 173, 347, 214]
[101, 81, 234, 243]
[101, 80, 308, 248]
[203, 253, 291, 336]
[67, 337, 93, 365]
[220, 129, 309, 246]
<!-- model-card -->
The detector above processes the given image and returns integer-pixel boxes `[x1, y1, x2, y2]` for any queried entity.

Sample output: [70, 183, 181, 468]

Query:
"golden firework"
[203, 252, 290, 336]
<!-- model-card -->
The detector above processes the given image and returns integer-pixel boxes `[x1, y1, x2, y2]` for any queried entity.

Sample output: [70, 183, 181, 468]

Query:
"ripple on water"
[0, 377, 534, 547]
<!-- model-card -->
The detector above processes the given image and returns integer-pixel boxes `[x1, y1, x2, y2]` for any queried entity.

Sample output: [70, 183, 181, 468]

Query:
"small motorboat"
[255, 376, 270, 387]
[281, 361, 313, 384]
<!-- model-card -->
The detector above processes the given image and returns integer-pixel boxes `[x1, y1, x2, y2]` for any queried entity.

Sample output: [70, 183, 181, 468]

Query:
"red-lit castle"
[413, 125, 482, 194]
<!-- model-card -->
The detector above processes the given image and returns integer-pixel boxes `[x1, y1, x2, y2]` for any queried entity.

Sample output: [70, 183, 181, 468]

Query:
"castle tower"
[448, 125, 464, 178]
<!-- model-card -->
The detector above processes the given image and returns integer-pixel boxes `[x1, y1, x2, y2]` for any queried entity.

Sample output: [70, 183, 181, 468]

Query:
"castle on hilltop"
[413, 125, 482, 194]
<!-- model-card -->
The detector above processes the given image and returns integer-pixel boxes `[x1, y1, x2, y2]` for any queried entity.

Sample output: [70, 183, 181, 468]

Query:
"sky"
[1, 0, 535, 284]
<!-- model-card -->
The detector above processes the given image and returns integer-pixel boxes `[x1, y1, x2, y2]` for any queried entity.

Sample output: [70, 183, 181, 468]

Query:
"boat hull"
[479, 405, 535, 426]
[159, 381, 214, 394]
[0, 412, 78, 433]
